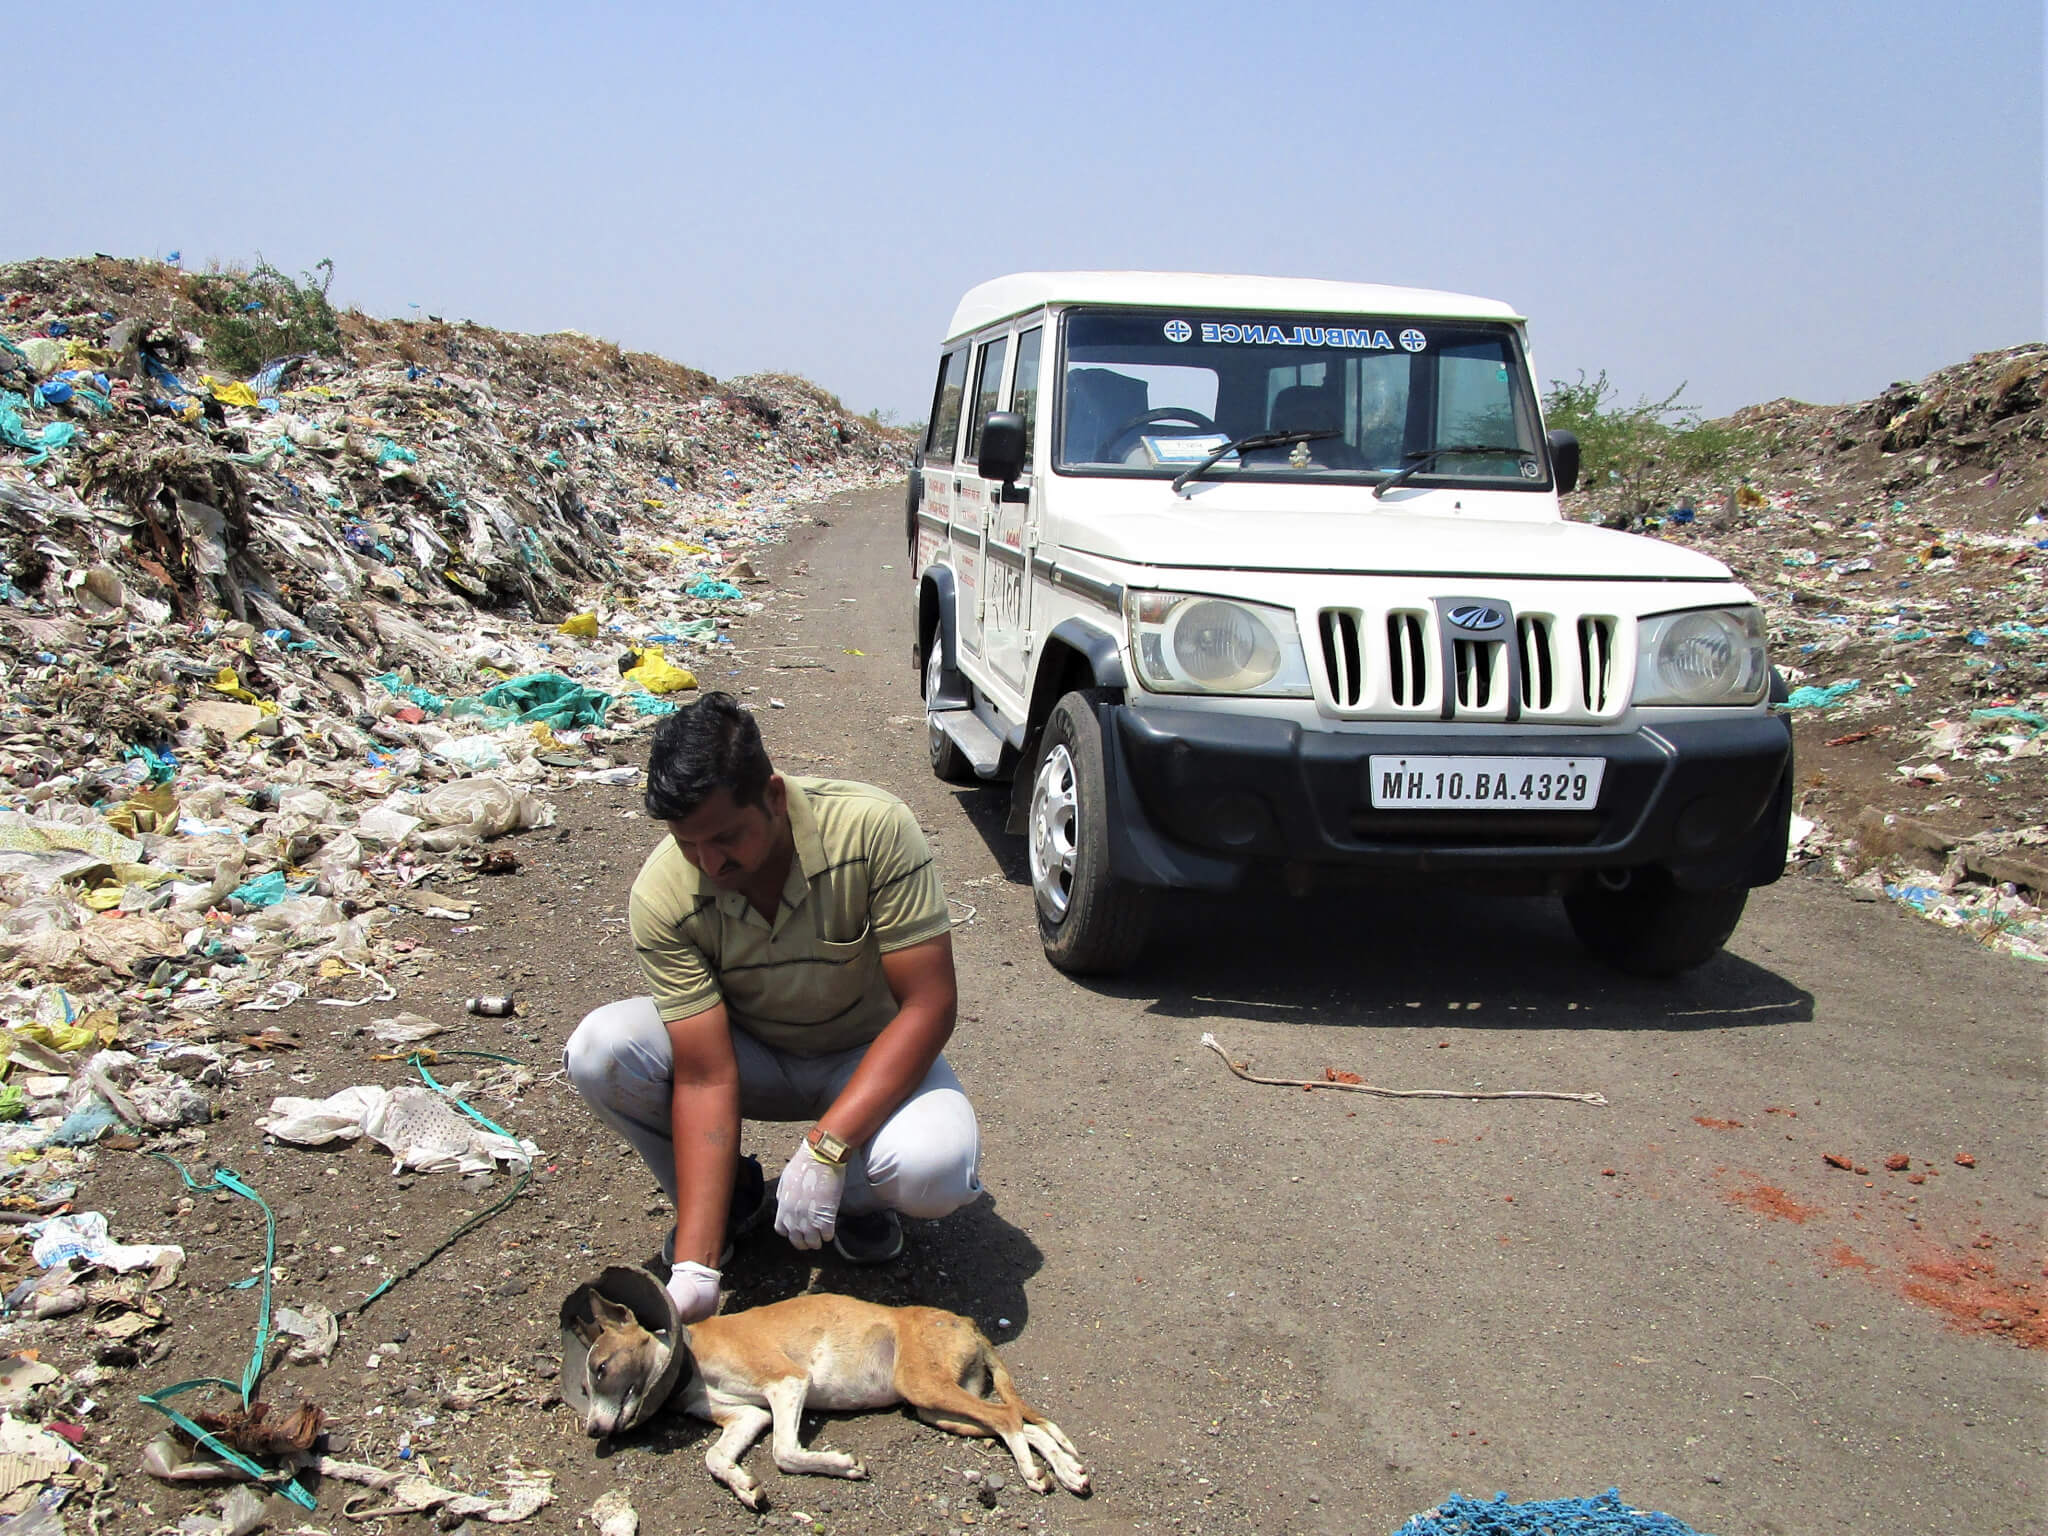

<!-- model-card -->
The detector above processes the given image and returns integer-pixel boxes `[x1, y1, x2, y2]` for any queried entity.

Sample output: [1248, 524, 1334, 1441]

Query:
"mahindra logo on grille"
[1449, 604, 1507, 631]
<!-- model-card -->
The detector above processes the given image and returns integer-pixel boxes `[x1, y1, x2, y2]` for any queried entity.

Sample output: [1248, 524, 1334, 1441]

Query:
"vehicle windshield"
[1057, 308, 1546, 488]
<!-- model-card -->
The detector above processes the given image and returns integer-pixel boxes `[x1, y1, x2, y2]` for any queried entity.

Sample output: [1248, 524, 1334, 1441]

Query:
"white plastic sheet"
[355, 804, 424, 846]
[28, 1212, 184, 1277]
[260, 1084, 535, 1173]
[410, 777, 554, 851]
[432, 737, 509, 772]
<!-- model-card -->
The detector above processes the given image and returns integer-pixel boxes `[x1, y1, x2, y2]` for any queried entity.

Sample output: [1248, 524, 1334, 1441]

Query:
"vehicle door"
[947, 333, 1005, 681]
[975, 324, 1043, 697]
[918, 346, 972, 661]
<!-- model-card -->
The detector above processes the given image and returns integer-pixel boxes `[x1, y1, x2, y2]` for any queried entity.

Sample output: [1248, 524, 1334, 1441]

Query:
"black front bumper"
[1099, 703, 1794, 893]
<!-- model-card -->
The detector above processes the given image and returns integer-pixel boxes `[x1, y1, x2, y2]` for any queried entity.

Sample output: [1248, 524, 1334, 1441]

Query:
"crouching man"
[565, 692, 981, 1321]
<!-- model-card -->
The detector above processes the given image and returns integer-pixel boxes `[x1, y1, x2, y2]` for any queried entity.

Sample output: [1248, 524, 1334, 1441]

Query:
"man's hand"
[666, 1259, 722, 1323]
[774, 1138, 847, 1250]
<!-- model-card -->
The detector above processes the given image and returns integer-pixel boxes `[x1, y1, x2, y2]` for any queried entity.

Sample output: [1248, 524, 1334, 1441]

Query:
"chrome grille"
[1386, 612, 1428, 707]
[1577, 616, 1617, 712]
[1318, 610, 1364, 707]
[1517, 616, 1555, 710]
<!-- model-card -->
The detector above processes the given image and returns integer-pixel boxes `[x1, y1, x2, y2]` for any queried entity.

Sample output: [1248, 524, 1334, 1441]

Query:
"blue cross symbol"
[1399, 329, 1427, 352]
[1163, 319, 1192, 343]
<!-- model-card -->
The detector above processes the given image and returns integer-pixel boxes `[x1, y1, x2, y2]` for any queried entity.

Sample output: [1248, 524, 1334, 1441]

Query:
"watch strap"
[806, 1126, 851, 1166]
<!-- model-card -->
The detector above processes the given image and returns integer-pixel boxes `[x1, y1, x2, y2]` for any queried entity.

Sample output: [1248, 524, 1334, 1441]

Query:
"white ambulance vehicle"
[908, 272, 1791, 977]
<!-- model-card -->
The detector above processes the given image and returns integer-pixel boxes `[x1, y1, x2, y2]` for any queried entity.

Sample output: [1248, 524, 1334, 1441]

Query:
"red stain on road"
[1899, 1242, 2046, 1349]
[1694, 1116, 1745, 1130]
[1725, 1181, 1819, 1224]
[1826, 1244, 1878, 1273]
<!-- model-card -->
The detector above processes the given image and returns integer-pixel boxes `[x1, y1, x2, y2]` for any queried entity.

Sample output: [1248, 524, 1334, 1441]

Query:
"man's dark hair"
[644, 692, 774, 821]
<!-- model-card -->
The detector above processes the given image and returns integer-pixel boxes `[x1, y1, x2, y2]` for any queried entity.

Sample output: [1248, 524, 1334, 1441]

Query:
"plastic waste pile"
[0, 254, 906, 1029]
[1572, 343, 2047, 960]
[0, 255, 910, 1522]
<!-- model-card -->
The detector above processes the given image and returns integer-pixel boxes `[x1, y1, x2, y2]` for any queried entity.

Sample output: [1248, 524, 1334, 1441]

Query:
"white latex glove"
[666, 1260, 721, 1324]
[773, 1138, 847, 1251]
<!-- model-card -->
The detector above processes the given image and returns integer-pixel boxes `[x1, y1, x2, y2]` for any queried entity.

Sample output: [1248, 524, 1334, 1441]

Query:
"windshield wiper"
[1171, 429, 1338, 496]
[1372, 444, 1534, 499]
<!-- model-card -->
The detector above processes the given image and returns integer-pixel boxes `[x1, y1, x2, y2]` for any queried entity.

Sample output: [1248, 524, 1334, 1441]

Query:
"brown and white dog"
[572, 1291, 1089, 1509]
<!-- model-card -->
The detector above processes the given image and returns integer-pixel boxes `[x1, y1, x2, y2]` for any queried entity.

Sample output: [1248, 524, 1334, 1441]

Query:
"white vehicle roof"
[945, 271, 1524, 342]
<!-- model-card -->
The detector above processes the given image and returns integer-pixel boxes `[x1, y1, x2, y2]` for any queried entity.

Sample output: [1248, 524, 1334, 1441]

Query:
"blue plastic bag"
[228, 871, 310, 909]
[1780, 679, 1861, 710]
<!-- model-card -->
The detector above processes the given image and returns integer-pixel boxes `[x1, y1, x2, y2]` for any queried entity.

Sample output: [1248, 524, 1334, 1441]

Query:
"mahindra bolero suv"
[907, 272, 1792, 977]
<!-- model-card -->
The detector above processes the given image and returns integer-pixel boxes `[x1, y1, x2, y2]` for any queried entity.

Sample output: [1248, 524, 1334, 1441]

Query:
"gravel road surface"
[94, 483, 2043, 1536]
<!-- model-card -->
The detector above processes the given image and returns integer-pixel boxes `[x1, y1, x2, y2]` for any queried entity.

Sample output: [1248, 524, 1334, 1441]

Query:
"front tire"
[1563, 867, 1749, 978]
[1029, 692, 1152, 974]
[923, 641, 973, 783]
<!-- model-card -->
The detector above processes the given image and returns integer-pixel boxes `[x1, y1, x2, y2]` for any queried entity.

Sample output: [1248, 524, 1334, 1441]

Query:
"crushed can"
[466, 996, 516, 1018]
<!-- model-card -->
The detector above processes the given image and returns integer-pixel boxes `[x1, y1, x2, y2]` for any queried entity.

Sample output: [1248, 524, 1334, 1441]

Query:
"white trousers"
[563, 997, 982, 1219]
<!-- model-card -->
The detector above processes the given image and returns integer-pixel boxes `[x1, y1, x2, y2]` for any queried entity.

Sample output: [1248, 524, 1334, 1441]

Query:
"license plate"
[1369, 755, 1605, 810]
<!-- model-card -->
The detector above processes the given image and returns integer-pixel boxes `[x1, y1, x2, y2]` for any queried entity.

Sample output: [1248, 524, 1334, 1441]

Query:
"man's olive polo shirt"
[627, 778, 951, 1055]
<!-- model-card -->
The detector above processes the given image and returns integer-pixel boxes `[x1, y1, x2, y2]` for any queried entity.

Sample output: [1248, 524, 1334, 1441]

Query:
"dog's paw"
[714, 1469, 765, 1511]
[846, 1460, 868, 1481]
[1023, 1472, 1052, 1495]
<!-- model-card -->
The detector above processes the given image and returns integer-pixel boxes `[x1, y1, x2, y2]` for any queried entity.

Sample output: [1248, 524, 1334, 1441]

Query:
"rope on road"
[1200, 1032, 1608, 1106]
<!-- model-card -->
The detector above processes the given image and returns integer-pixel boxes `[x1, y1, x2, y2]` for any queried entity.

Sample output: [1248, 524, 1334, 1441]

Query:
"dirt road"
[94, 484, 2042, 1536]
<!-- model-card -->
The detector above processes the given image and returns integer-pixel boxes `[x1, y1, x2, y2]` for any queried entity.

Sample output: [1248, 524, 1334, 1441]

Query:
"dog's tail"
[975, 1329, 1051, 1426]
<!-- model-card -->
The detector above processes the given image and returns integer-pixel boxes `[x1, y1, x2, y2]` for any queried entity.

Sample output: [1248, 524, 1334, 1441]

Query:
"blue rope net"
[1394, 1490, 1713, 1536]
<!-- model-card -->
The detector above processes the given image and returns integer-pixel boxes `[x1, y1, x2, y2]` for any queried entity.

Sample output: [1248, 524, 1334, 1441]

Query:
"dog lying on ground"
[572, 1291, 1089, 1509]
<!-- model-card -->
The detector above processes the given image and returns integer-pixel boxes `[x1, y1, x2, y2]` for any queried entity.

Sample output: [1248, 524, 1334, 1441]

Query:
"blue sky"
[7, 1, 2040, 421]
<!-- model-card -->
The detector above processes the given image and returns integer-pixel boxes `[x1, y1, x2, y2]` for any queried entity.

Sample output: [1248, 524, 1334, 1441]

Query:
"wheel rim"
[1029, 742, 1080, 921]
[924, 644, 949, 767]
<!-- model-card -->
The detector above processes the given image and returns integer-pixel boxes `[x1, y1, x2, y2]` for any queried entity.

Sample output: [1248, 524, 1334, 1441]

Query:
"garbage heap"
[0, 254, 905, 1510]
[0, 252, 906, 1045]
[1569, 343, 2048, 961]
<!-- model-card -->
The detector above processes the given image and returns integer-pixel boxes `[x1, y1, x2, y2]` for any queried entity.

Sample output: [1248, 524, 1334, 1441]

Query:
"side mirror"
[977, 411, 1027, 484]
[1546, 429, 1580, 495]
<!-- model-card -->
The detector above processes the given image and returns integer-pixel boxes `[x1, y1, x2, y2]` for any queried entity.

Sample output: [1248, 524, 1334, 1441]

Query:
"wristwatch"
[805, 1126, 851, 1167]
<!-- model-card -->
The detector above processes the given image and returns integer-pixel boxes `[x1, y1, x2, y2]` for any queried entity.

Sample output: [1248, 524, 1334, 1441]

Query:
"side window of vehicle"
[926, 349, 968, 463]
[1011, 327, 1042, 470]
[962, 335, 1010, 461]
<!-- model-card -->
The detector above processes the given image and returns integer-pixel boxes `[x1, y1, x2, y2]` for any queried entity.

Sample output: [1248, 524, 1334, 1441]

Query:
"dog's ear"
[588, 1292, 641, 1333]
[571, 1311, 605, 1346]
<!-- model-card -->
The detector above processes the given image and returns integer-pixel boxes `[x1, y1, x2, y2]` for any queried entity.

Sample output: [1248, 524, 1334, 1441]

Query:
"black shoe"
[657, 1155, 768, 1272]
[832, 1209, 904, 1265]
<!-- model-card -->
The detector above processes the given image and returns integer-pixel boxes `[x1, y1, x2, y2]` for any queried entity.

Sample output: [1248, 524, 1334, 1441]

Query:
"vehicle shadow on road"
[1115, 883, 1810, 1032]
[947, 782, 1031, 872]
[943, 782, 1812, 1029]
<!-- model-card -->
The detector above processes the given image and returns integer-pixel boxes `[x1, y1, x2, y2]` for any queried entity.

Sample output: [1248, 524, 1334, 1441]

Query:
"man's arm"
[815, 931, 957, 1147]
[667, 1002, 741, 1268]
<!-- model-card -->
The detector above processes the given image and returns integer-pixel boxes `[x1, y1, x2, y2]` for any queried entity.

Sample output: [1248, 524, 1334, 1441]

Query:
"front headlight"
[1633, 605, 1769, 706]
[1125, 591, 1311, 696]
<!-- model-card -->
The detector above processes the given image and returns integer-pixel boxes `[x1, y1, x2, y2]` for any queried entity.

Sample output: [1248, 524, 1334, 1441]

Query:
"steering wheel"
[1099, 407, 1219, 462]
